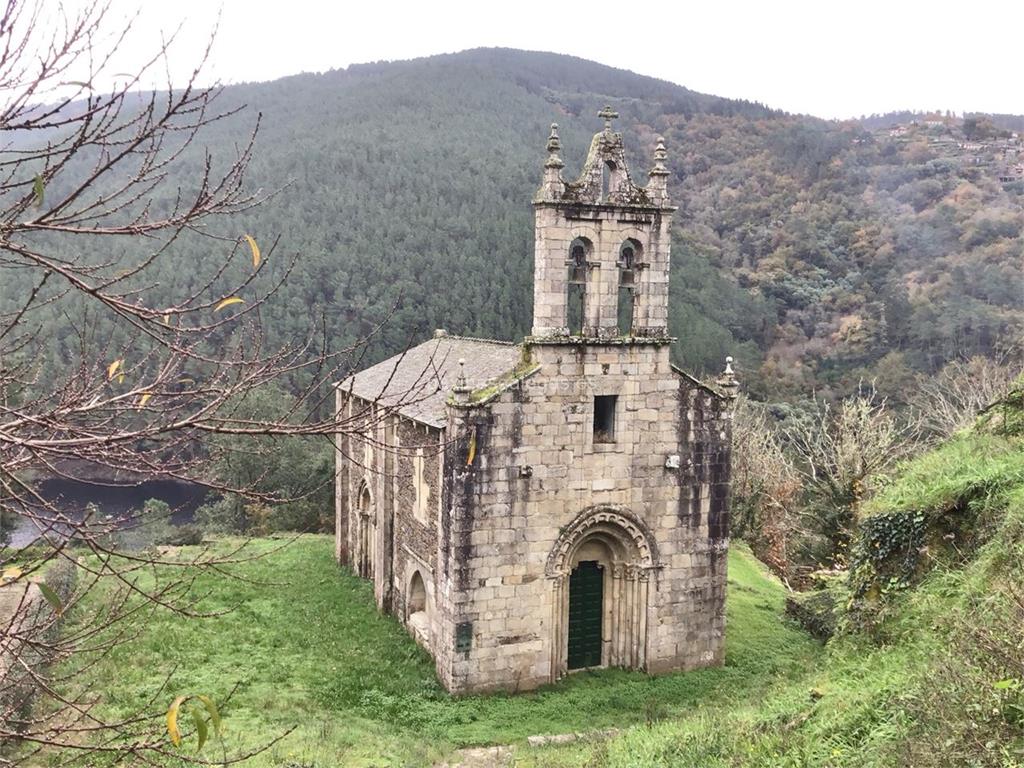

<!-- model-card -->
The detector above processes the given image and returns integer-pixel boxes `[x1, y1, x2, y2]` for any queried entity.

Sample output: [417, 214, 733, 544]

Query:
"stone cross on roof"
[598, 105, 619, 130]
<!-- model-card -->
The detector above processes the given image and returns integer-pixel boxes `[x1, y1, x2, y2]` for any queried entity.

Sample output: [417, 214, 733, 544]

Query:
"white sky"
[46, 0, 1024, 120]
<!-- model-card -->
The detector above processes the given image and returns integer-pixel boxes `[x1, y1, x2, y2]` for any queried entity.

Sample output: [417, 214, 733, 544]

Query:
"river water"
[2, 478, 208, 548]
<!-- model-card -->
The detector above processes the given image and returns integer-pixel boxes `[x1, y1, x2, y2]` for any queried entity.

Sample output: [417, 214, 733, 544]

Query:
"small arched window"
[617, 240, 641, 335]
[409, 571, 427, 615]
[566, 237, 590, 335]
[357, 481, 374, 579]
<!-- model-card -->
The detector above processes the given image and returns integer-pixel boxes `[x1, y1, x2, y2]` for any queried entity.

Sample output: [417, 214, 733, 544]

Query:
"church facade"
[334, 108, 737, 694]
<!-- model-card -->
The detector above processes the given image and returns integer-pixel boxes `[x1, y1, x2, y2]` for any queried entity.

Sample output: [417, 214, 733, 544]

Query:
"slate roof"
[339, 334, 521, 428]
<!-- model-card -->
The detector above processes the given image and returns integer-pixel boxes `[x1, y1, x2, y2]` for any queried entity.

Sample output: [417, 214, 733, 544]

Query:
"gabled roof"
[339, 334, 521, 428]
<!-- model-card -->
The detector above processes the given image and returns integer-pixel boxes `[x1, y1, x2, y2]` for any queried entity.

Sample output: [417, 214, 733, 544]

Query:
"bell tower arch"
[531, 106, 675, 340]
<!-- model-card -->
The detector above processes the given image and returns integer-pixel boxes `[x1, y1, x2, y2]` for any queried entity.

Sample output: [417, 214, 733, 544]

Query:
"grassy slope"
[524, 428, 1024, 767]
[59, 539, 818, 767]
[51, 426, 1024, 766]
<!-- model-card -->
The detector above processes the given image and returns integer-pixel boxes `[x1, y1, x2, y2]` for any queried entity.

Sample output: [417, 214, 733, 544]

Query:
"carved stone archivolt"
[546, 506, 658, 680]
[545, 505, 659, 577]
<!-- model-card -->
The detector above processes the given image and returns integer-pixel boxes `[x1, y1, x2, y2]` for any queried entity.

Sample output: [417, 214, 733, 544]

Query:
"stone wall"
[335, 393, 445, 649]
[390, 417, 442, 633]
[437, 342, 732, 693]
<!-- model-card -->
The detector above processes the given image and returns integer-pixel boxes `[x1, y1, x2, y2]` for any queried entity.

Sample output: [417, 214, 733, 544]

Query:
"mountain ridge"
[2, 47, 1021, 405]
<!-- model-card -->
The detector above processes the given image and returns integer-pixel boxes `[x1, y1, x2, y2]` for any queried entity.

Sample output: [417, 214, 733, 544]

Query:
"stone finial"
[451, 358, 471, 404]
[716, 356, 740, 402]
[647, 136, 671, 205]
[545, 123, 564, 169]
[537, 123, 566, 201]
[598, 105, 619, 131]
[454, 359, 469, 393]
[650, 137, 669, 176]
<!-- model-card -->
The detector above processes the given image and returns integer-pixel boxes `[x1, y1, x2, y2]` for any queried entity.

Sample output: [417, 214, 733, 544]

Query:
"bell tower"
[531, 106, 675, 340]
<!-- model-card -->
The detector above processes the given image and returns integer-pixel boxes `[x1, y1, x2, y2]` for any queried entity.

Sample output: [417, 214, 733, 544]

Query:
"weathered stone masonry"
[336, 108, 737, 694]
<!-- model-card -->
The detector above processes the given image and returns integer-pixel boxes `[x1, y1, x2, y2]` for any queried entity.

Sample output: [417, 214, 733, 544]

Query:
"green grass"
[49, 429, 1024, 767]
[516, 566, 963, 768]
[56, 538, 820, 767]
[866, 433, 1024, 521]
[519, 430, 1024, 767]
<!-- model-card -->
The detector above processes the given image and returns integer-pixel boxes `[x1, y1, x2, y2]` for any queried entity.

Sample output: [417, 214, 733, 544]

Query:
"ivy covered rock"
[785, 589, 837, 641]
[845, 428, 1024, 628]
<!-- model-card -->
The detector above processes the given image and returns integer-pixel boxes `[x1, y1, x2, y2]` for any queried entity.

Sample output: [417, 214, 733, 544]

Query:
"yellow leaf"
[215, 297, 245, 312]
[107, 359, 123, 380]
[117, 373, 125, 385]
[162, 314, 170, 325]
[2, 566, 22, 581]
[37, 582, 63, 615]
[244, 234, 261, 268]
[191, 706, 208, 752]
[137, 392, 152, 408]
[465, 428, 477, 466]
[195, 695, 222, 734]
[167, 695, 187, 748]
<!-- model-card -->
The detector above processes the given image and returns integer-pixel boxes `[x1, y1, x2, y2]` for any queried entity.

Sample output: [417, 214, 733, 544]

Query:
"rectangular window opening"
[593, 395, 617, 444]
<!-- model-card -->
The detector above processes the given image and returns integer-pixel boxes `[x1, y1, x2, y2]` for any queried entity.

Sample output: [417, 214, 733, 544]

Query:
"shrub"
[43, 557, 78, 610]
[979, 378, 1024, 437]
[162, 524, 203, 546]
[194, 497, 247, 535]
[195, 496, 323, 536]
[200, 385, 334, 534]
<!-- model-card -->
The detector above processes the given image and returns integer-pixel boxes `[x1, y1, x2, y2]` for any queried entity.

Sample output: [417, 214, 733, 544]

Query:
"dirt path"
[436, 745, 514, 768]
[435, 728, 620, 767]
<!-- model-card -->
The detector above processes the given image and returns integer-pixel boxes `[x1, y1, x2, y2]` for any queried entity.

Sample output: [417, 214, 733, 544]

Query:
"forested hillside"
[3, 48, 1021, 404]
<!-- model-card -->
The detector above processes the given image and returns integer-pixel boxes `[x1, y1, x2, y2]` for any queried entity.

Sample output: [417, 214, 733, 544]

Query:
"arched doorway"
[546, 507, 657, 679]
[408, 570, 426, 614]
[406, 570, 430, 648]
[357, 482, 374, 580]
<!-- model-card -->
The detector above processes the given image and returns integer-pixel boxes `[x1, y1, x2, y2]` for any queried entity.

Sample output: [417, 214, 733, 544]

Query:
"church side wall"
[439, 344, 731, 694]
[390, 418, 443, 646]
[651, 377, 731, 672]
[341, 397, 385, 604]
[338, 394, 446, 652]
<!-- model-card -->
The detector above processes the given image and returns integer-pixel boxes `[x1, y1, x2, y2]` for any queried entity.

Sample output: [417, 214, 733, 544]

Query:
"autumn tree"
[0, 1, 432, 762]
[786, 386, 920, 565]
[729, 396, 798, 576]
[910, 355, 1021, 439]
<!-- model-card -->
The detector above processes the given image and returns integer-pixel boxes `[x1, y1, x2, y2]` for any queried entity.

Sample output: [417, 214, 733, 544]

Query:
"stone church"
[334, 108, 737, 694]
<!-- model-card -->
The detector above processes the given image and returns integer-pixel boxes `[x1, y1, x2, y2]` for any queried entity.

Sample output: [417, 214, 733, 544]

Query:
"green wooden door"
[568, 561, 604, 670]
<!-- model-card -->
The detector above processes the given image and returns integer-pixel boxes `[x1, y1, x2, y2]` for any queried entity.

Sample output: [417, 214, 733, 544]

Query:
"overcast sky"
[49, 0, 1024, 120]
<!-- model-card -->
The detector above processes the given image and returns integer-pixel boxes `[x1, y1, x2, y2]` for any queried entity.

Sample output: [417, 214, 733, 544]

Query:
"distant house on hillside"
[998, 163, 1024, 183]
[333, 108, 737, 694]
